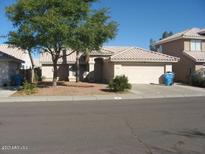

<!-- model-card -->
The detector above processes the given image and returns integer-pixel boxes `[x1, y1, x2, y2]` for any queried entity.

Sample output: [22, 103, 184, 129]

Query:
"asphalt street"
[0, 97, 205, 154]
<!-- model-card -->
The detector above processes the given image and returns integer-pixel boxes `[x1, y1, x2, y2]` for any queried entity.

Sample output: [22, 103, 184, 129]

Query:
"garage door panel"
[122, 65, 164, 84]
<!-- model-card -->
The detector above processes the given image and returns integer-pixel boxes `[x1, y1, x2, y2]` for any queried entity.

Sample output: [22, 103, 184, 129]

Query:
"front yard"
[12, 82, 122, 96]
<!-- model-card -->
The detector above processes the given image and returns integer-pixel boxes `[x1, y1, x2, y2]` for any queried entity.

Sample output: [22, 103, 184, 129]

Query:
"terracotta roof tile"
[183, 51, 205, 62]
[0, 44, 28, 62]
[155, 28, 205, 45]
[40, 49, 78, 64]
[40, 47, 179, 64]
[90, 46, 131, 56]
[110, 47, 179, 62]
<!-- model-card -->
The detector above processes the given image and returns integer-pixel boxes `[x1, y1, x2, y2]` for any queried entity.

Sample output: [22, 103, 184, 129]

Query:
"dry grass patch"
[12, 81, 126, 96]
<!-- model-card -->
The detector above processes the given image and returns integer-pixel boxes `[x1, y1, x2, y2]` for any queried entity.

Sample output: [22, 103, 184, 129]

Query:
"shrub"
[22, 81, 37, 95]
[3, 83, 8, 87]
[108, 75, 131, 92]
[191, 70, 205, 87]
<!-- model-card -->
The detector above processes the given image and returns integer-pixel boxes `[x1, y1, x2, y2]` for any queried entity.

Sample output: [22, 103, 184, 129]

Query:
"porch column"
[114, 64, 123, 76]
[165, 64, 172, 73]
[87, 57, 95, 82]
[68, 65, 76, 82]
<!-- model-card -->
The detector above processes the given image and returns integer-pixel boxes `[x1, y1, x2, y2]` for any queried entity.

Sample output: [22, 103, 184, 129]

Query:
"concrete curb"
[0, 94, 205, 103]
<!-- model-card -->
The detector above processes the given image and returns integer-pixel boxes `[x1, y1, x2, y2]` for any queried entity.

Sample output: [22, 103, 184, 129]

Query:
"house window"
[190, 40, 201, 51]
[158, 45, 163, 53]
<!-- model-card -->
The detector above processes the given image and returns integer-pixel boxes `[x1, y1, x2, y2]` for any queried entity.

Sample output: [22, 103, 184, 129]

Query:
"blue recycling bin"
[15, 74, 22, 86]
[164, 72, 175, 86]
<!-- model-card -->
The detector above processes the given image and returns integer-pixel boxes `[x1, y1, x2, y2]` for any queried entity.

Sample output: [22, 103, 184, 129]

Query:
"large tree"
[70, 9, 117, 82]
[149, 39, 156, 51]
[160, 31, 173, 40]
[6, 0, 117, 86]
[150, 31, 173, 51]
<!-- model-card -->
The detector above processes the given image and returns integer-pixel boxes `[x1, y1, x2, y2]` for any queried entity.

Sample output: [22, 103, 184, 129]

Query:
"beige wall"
[202, 40, 205, 51]
[165, 64, 172, 72]
[41, 64, 74, 81]
[41, 65, 53, 81]
[195, 64, 205, 71]
[184, 39, 190, 51]
[156, 39, 197, 82]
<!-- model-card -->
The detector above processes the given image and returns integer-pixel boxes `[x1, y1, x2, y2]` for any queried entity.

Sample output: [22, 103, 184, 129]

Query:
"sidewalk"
[0, 92, 205, 103]
[0, 84, 205, 103]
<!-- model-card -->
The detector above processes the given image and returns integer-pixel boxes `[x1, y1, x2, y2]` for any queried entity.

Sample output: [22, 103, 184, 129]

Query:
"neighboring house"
[40, 46, 179, 84]
[0, 44, 32, 86]
[154, 28, 205, 82]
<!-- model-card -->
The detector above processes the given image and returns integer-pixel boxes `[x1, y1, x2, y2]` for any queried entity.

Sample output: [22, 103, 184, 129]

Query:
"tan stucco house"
[154, 28, 205, 82]
[0, 44, 32, 86]
[40, 47, 179, 84]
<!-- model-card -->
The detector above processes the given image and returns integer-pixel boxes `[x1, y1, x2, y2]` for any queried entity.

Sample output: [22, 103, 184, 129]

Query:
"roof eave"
[110, 59, 179, 63]
[40, 61, 76, 64]
[154, 36, 182, 45]
[182, 52, 198, 62]
[154, 35, 205, 46]
[182, 35, 205, 40]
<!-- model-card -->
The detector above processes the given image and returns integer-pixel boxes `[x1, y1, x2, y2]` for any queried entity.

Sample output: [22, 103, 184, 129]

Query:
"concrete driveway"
[131, 83, 205, 98]
[0, 87, 17, 97]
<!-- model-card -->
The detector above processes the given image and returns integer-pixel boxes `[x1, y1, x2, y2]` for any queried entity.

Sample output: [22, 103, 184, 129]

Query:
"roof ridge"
[129, 47, 179, 60]
[150, 50, 179, 60]
[110, 47, 135, 59]
[155, 28, 196, 45]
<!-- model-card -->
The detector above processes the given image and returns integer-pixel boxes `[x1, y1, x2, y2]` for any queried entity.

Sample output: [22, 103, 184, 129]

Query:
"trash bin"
[15, 74, 22, 86]
[164, 72, 175, 86]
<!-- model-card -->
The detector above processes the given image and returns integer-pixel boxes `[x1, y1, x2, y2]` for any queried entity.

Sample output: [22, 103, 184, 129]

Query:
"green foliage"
[70, 9, 118, 53]
[22, 81, 37, 95]
[160, 31, 173, 40]
[191, 71, 205, 87]
[149, 39, 156, 51]
[6, 0, 117, 85]
[108, 75, 131, 92]
[150, 31, 173, 51]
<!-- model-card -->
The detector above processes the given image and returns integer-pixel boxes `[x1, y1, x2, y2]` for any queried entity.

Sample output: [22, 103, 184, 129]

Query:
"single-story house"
[0, 44, 32, 86]
[40, 46, 179, 84]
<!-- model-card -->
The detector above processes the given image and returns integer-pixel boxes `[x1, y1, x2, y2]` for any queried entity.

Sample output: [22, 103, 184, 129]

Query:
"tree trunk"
[76, 51, 80, 82]
[31, 68, 35, 83]
[52, 62, 58, 87]
[28, 50, 35, 83]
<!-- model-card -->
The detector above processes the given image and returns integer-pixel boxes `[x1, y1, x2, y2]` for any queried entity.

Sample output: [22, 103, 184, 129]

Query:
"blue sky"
[0, 0, 205, 49]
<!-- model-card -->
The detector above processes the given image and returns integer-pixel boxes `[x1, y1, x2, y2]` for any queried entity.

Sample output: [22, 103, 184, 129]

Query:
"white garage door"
[122, 64, 165, 84]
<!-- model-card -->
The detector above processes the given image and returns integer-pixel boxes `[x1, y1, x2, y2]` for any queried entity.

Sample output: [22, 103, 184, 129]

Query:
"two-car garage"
[102, 47, 179, 84]
[121, 63, 167, 84]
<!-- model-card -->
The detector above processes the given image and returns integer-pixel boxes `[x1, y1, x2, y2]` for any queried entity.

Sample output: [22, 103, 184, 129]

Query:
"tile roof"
[40, 47, 132, 63]
[0, 44, 27, 62]
[183, 51, 205, 62]
[155, 28, 205, 45]
[90, 46, 132, 56]
[40, 49, 82, 64]
[40, 47, 179, 64]
[110, 47, 179, 62]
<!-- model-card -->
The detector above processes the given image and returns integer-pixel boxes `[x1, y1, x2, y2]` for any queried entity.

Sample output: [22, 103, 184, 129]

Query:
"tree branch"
[58, 50, 75, 59]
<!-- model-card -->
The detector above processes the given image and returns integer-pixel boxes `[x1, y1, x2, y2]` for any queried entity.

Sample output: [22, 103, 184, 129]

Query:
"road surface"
[0, 97, 205, 154]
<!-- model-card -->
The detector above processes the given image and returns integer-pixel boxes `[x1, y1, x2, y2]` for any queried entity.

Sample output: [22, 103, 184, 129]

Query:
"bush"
[191, 70, 205, 87]
[108, 75, 131, 92]
[22, 81, 37, 95]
